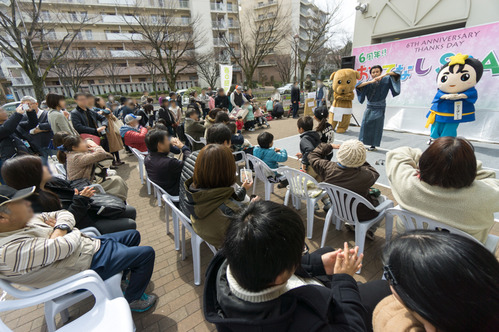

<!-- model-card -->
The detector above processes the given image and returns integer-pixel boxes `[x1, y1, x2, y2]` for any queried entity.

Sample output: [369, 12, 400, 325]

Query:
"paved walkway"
[1, 117, 497, 331]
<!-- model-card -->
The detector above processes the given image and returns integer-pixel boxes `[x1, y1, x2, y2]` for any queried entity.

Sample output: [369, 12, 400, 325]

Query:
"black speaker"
[341, 56, 356, 69]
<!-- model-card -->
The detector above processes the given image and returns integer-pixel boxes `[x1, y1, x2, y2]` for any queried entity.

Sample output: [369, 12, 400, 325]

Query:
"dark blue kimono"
[356, 75, 401, 147]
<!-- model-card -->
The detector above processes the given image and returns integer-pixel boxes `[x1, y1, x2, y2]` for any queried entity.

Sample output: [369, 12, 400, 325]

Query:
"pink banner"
[352, 22, 499, 110]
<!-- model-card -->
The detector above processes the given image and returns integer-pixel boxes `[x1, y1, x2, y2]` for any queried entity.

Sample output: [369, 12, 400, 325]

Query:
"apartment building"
[240, 0, 326, 85]
[0, 0, 242, 100]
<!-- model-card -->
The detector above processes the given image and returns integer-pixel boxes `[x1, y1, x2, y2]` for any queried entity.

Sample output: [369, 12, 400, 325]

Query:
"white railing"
[257, 0, 276, 8]
[212, 21, 226, 29]
[210, 2, 225, 11]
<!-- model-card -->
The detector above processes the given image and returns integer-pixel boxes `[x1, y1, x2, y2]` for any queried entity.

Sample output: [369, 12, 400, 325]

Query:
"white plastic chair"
[130, 147, 151, 194]
[44, 227, 124, 331]
[386, 205, 499, 253]
[185, 133, 206, 151]
[247, 154, 284, 201]
[162, 194, 217, 285]
[319, 183, 394, 272]
[278, 166, 326, 239]
[54, 163, 67, 178]
[232, 151, 248, 175]
[148, 179, 180, 250]
[0, 270, 133, 332]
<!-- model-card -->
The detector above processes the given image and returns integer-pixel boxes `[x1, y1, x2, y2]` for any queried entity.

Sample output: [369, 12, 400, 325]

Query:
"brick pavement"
[1, 117, 498, 331]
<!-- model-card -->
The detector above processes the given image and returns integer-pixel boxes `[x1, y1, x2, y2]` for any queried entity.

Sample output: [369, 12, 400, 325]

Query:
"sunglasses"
[383, 265, 398, 286]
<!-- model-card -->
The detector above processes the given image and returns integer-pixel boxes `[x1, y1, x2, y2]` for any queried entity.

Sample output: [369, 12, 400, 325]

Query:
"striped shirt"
[0, 210, 100, 287]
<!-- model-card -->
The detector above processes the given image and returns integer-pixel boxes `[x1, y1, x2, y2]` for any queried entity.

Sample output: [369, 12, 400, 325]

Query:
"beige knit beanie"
[337, 139, 366, 168]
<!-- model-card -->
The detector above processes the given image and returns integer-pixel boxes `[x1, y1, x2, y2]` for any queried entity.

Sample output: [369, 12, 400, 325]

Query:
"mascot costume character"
[328, 69, 360, 133]
[426, 53, 483, 141]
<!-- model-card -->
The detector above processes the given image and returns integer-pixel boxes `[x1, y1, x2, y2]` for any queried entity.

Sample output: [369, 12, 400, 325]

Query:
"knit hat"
[337, 139, 366, 168]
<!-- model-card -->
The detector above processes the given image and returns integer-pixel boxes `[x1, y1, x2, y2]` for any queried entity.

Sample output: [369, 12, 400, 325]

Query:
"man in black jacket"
[214, 88, 230, 109]
[18, 96, 53, 164]
[204, 201, 390, 332]
[144, 129, 191, 197]
[71, 93, 108, 137]
[179, 124, 232, 217]
[0, 103, 38, 164]
[290, 81, 301, 118]
[157, 98, 176, 136]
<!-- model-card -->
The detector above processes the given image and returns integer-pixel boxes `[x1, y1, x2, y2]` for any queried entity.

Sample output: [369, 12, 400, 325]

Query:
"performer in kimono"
[356, 65, 401, 151]
[425, 53, 483, 143]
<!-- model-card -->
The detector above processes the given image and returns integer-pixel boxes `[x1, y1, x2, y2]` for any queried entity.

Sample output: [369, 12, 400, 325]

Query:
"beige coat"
[104, 114, 124, 153]
[386, 147, 499, 243]
[373, 295, 424, 332]
[66, 146, 111, 181]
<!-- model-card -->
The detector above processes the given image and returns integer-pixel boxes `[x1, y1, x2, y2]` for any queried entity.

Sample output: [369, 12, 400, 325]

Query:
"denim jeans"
[90, 230, 155, 302]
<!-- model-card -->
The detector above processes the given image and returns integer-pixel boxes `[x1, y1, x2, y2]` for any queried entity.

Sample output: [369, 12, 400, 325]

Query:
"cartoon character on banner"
[328, 69, 360, 133]
[425, 53, 484, 141]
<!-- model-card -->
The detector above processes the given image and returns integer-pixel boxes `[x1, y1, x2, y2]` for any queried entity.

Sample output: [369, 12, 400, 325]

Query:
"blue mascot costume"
[425, 53, 484, 141]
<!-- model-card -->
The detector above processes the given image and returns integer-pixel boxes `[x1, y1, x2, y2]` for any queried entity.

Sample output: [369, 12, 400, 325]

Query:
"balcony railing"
[2, 57, 22, 68]
[19, 0, 190, 8]
[228, 21, 239, 28]
[210, 2, 225, 11]
[43, 31, 144, 42]
[10, 77, 32, 86]
[257, 0, 276, 8]
[212, 21, 226, 29]
[28, 13, 189, 26]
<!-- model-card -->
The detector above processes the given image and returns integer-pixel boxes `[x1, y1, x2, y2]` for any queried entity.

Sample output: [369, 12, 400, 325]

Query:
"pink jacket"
[209, 96, 215, 110]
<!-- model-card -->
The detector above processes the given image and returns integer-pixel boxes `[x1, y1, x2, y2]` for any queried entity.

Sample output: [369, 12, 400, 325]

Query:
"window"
[135, 63, 143, 67]
[138, 77, 146, 82]
[181, 16, 189, 25]
[121, 78, 130, 82]
[98, 79, 105, 83]
[85, 30, 93, 40]
[88, 80, 95, 84]
[41, 11, 50, 20]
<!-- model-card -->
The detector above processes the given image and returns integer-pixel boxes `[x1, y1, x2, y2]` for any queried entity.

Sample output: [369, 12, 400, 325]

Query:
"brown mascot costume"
[328, 69, 360, 133]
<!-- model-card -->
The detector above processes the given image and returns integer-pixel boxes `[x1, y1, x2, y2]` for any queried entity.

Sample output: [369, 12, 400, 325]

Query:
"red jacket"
[124, 126, 148, 152]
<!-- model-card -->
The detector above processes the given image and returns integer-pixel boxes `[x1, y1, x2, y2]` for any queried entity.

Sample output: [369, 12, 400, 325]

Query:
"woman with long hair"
[374, 230, 499, 332]
[46, 93, 77, 135]
[1, 155, 136, 234]
[58, 135, 128, 201]
[182, 144, 253, 248]
[95, 96, 124, 166]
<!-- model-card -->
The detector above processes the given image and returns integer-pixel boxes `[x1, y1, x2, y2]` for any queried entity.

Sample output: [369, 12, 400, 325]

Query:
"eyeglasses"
[383, 265, 398, 286]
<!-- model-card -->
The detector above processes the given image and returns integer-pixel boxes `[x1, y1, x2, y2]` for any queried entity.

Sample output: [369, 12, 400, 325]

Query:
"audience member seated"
[204, 201, 391, 331]
[58, 135, 128, 201]
[2, 155, 136, 234]
[215, 111, 230, 125]
[296, 116, 321, 174]
[374, 230, 499, 332]
[120, 114, 148, 153]
[71, 93, 108, 140]
[182, 144, 252, 248]
[204, 109, 219, 133]
[145, 129, 191, 197]
[309, 140, 379, 236]
[386, 136, 499, 243]
[253, 132, 288, 169]
[46, 93, 77, 135]
[179, 124, 233, 217]
[0, 186, 157, 312]
[18, 96, 53, 165]
[314, 106, 339, 148]
[0, 102, 38, 163]
[184, 108, 205, 150]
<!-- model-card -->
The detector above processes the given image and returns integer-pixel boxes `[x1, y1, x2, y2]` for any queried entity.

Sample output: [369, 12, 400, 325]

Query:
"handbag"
[113, 119, 124, 135]
[89, 193, 127, 219]
[81, 134, 101, 145]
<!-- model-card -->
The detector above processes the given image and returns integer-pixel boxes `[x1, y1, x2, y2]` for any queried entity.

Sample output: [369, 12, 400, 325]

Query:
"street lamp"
[293, 34, 299, 82]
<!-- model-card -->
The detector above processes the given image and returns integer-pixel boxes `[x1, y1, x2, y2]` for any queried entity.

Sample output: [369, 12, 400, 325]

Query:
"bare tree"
[220, 3, 289, 87]
[329, 38, 353, 71]
[123, 0, 202, 91]
[195, 51, 219, 89]
[292, 1, 344, 88]
[0, 0, 92, 101]
[51, 49, 100, 95]
[102, 62, 125, 93]
[274, 53, 292, 83]
[143, 59, 159, 98]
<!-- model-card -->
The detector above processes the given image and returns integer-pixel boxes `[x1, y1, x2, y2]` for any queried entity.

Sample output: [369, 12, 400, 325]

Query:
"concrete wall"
[353, 0, 499, 48]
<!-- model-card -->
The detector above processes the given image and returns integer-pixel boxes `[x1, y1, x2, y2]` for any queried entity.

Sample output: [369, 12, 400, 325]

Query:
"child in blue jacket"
[253, 132, 288, 187]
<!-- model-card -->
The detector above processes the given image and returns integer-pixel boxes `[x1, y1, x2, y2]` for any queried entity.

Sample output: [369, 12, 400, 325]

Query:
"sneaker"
[249, 128, 255, 132]
[367, 146, 376, 151]
[427, 138, 433, 145]
[129, 293, 158, 313]
[366, 230, 375, 241]
[345, 223, 355, 232]
[113, 161, 125, 166]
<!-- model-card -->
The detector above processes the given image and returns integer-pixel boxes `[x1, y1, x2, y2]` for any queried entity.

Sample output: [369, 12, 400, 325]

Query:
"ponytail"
[316, 118, 328, 132]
